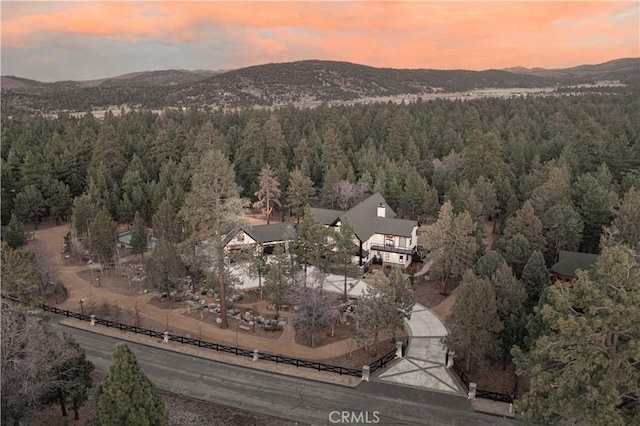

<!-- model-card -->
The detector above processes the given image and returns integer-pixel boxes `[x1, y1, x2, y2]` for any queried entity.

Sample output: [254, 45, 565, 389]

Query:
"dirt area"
[31, 372, 298, 426]
[321, 338, 401, 369]
[183, 308, 284, 341]
[412, 275, 460, 309]
[76, 265, 151, 297]
[459, 361, 530, 398]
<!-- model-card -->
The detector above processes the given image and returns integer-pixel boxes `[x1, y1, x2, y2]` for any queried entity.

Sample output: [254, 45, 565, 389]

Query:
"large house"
[224, 193, 419, 270]
[223, 222, 295, 255]
[310, 193, 418, 269]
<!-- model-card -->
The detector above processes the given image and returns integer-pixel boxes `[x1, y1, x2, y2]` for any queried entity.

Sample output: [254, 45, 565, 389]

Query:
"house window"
[385, 235, 394, 247]
[237, 232, 244, 242]
[399, 255, 404, 262]
[384, 253, 390, 261]
[399, 237, 407, 248]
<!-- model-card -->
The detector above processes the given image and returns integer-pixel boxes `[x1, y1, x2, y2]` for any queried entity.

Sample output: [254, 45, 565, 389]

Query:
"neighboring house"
[224, 222, 296, 255]
[310, 193, 418, 269]
[550, 250, 599, 283]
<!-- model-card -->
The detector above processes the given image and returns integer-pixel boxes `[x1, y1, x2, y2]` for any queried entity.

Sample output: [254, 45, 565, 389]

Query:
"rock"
[277, 320, 286, 327]
[215, 317, 222, 324]
[143, 289, 148, 294]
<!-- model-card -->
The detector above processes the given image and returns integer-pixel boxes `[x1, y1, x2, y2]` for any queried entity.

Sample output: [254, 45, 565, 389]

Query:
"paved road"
[50, 320, 518, 426]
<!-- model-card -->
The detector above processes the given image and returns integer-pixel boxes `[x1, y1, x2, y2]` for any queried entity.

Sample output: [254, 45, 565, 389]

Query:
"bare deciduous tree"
[291, 271, 339, 347]
[334, 180, 369, 211]
[1, 307, 93, 425]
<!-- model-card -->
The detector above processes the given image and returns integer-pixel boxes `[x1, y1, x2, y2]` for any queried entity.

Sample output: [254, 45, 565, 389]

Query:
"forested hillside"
[2, 94, 639, 255]
[3, 80, 639, 424]
[2, 58, 637, 114]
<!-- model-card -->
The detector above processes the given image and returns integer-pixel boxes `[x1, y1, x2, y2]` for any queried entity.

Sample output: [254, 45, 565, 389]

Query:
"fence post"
[163, 331, 169, 343]
[90, 315, 95, 326]
[395, 341, 403, 359]
[253, 349, 259, 362]
[447, 351, 455, 368]
[361, 365, 370, 382]
[468, 382, 477, 400]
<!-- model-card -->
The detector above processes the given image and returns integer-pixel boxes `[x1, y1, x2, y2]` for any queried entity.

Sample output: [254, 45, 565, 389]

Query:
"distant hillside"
[503, 57, 639, 84]
[2, 58, 638, 114]
[167, 60, 555, 106]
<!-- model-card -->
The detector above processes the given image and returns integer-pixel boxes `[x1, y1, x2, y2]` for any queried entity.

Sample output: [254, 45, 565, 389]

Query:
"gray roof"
[311, 193, 416, 242]
[309, 207, 341, 226]
[551, 250, 599, 277]
[246, 223, 297, 244]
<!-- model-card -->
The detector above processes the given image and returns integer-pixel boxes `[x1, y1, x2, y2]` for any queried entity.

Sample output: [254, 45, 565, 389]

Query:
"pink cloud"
[1, 1, 637, 69]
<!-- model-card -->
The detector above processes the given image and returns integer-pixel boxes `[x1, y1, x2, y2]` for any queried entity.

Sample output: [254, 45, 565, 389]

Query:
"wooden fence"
[448, 354, 515, 404]
[41, 304, 405, 379]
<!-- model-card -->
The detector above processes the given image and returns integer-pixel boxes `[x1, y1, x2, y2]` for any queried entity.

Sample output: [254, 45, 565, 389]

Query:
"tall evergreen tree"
[610, 186, 640, 249]
[253, 164, 281, 225]
[286, 167, 316, 222]
[152, 198, 182, 244]
[14, 185, 45, 230]
[500, 200, 546, 253]
[264, 244, 292, 319]
[179, 149, 247, 329]
[444, 271, 503, 372]
[542, 203, 583, 260]
[521, 250, 550, 311]
[89, 209, 117, 270]
[130, 211, 148, 262]
[294, 205, 330, 285]
[333, 220, 356, 301]
[4, 213, 27, 249]
[96, 343, 168, 426]
[421, 201, 478, 294]
[512, 245, 640, 425]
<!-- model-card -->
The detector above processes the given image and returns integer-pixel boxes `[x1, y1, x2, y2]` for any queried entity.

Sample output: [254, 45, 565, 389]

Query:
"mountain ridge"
[2, 58, 637, 114]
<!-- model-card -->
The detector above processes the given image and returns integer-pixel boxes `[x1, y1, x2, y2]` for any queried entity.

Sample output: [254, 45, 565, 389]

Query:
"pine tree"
[5, 213, 27, 248]
[130, 211, 148, 261]
[444, 271, 503, 372]
[89, 210, 117, 269]
[611, 186, 640, 249]
[474, 250, 506, 278]
[421, 201, 478, 294]
[521, 250, 550, 311]
[294, 205, 330, 285]
[14, 185, 45, 230]
[152, 198, 182, 244]
[512, 245, 640, 425]
[179, 149, 247, 329]
[333, 220, 356, 301]
[145, 238, 186, 295]
[500, 233, 533, 278]
[491, 261, 527, 367]
[286, 167, 316, 222]
[253, 164, 281, 224]
[96, 343, 168, 426]
[264, 245, 292, 319]
[542, 203, 583, 260]
[500, 200, 546, 253]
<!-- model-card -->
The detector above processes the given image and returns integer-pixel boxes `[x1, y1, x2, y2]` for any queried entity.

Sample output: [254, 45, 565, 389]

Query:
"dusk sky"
[2, 1, 638, 82]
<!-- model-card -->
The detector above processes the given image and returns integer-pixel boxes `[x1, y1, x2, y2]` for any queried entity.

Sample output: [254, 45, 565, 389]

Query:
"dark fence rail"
[40, 304, 405, 379]
[448, 356, 515, 404]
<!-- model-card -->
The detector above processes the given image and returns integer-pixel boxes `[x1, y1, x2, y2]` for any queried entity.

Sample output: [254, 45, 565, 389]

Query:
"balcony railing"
[370, 244, 414, 256]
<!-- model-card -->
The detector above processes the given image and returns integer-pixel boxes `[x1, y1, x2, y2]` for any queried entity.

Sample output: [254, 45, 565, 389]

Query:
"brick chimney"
[377, 202, 385, 218]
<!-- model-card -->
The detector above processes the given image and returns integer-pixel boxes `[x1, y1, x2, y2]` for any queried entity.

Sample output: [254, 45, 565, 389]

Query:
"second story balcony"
[370, 244, 414, 256]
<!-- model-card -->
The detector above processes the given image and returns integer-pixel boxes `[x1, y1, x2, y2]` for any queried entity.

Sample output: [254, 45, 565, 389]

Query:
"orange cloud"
[1, 1, 638, 70]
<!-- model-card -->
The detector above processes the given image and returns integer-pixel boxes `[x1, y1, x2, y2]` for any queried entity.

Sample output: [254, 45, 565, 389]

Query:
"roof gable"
[551, 250, 599, 277]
